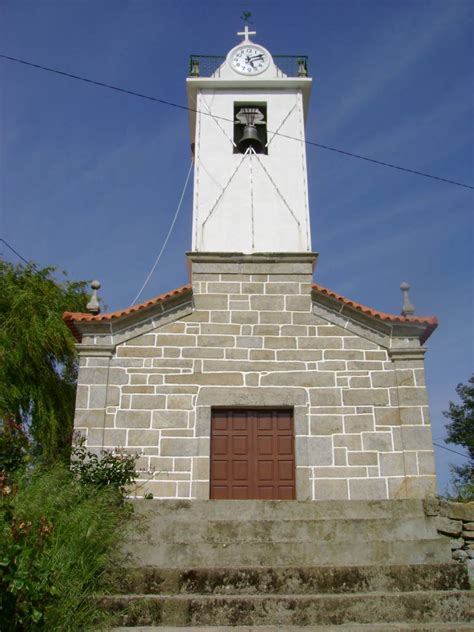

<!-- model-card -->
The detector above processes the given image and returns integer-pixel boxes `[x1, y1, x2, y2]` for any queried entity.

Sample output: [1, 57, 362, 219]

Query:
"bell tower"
[187, 28, 312, 253]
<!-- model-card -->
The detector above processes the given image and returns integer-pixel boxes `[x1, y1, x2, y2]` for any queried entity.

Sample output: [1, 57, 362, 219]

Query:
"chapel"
[64, 27, 439, 502]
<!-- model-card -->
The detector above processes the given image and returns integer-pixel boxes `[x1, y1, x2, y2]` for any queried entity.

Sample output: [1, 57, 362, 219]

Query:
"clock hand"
[248, 54, 264, 61]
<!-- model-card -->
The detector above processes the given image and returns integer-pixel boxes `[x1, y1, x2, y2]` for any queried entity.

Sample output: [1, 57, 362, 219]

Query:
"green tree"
[443, 375, 474, 501]
[0, 260, 88, 463]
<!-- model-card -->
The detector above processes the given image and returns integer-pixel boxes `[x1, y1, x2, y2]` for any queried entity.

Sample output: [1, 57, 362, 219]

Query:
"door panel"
[210, 409, 295, 500]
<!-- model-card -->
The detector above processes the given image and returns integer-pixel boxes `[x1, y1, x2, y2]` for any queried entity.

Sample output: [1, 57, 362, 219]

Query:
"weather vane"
[241, 11, 252, 24]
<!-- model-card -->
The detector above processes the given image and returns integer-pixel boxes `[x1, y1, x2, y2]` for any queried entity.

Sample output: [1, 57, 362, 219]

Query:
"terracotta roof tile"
[311, 282, 437, 343]
[63, 284, 192, 340]
[63, 281, 437, 344]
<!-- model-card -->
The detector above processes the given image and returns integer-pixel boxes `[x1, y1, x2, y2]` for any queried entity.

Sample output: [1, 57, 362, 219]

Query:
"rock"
[423, 496, 440, 516]
[439, 500, 474, 521]
[467, 550, 474, 559]
[450, 538, 464, 550]
[452, 549, 468, 561]
[462, 530, 474, 540]
[463, 521, 474, 530]
[435, 516, 463, 536]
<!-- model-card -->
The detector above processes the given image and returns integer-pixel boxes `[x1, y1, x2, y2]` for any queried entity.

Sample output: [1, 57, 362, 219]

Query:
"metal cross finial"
[400, 281, 415, 316]
[237, 25, 256, 41]
[86, 279, 101, 315]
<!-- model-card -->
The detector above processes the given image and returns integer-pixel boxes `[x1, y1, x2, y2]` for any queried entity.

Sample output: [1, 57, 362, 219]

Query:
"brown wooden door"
[210, 409, 295, 500]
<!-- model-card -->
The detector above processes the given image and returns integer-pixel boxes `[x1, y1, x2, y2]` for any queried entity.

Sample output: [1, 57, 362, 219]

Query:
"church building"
[64, 28, 439, 502]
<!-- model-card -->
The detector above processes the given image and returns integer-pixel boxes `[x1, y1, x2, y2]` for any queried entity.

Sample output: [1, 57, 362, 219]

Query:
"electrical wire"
[1, 53, 472, 191]
[433, 442, 471, 461]
[129, 159, 193, 306]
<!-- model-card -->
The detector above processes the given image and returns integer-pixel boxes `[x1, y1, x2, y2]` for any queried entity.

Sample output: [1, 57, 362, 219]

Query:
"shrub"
[0, 462, 135, 630]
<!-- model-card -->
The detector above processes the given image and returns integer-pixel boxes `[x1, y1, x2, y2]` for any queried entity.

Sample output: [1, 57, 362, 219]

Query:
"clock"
[229, 44, 271, 75]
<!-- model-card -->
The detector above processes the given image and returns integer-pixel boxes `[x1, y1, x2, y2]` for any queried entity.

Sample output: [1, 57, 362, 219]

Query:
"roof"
[311, 282, 438, 343]
[63, 281, 437, 344]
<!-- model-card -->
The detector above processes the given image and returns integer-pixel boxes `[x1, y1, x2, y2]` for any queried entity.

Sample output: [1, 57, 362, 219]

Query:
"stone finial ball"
[400, 281, 410, 291]
[91, 280, 101, 290]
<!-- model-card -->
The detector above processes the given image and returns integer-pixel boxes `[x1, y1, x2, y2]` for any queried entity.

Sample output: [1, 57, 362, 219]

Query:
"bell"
[236, 107, 265, 153]
[238, 123, 263, 152]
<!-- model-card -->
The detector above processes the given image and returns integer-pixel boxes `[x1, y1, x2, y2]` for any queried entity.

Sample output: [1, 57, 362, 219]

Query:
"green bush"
[0, 463, 135, 630]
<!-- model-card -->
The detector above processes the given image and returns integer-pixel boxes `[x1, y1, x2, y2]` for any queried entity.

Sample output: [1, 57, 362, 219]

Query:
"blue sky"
[1, 0, 472, 492]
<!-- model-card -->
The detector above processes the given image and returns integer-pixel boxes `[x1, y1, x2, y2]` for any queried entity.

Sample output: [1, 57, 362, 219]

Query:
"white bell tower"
[187, 28, 312, 253]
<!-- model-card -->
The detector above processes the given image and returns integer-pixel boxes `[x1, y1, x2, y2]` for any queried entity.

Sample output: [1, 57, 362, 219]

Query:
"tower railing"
[189, 55, 309, 78]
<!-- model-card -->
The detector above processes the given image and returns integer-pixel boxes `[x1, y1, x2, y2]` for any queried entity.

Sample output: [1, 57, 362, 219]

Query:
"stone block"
[316, 325, 350, 337]
[108, 368, 129, 385]
[343, 388, 389, 406]
[310, 415, 343, 435]
[75, 385, 88, 408]
[87, 428, 126, 447]
[203, 360, 305, 373]
[167, 395, 194, 410]
[152, 410, 188, 429]
[117, 346, 163, 358]
[325, 350, 364, 360]
[130, 395, 166, 410]
[141, 480, 177, 498]
[374, 407, 400, 426]
[371, 371, 397, 388]
[126, 334, 156, 346]
[160, 322, 187, 334]
[197, 335, 235, 348]
[264, 336, 297, 349]
[348, 451, 378, 466]
[236, 336, 263, 348]
[362, 432, 392, 452]
[160, 438, 201, 456]
[439, 500, 474, 521]
[74, 409, 107, 428]
[313, 478, 349, 500]
[154, 334, 195, 347]
[192, 481, 211, 499]
[349, 376, 371, 388]
[129, 373, 148, 385]
[309, 388, 342, 407]
[198, 386, 307, 407]
[260, 310, 292, 324]
[241, 282, 264, 294]
[115, 410, 151, 428]
[347, 361, 384, 371]
[299, 337, 343, 350]
[262, 371, 334, 388]
[193, 294, 229, 310]
[193, 457, 210, 479]
[207, 282, 241, 293]
[123, 385, 154, 394]
[250, 295, 284, 311]
[388, 475, 436, 499]
[277, 349, 323, 361]
[435, 516, 463, 537]
[182, 347, 225, 359]
[418, 451, 436, 475]
[183, 310, 209, 322]
[281, 325, 309, 336]
[249, 349, 275, 360]
[349, 478, 387, 500]
[128, 429, 160, 446]
[265, 282, 300, 294]
[225, 348, 248, 360]
[333, 434, 362, 450]
[298, 436, 332, 466]
[334, 448, 347, 465]
[318, 360, 347, 371]
[343, 337, 378, 350]
[401, 426, 433, 450]
[245, 373, 259, 386]
[210, 311, 230, 323]
[397, 387, 429, 406]
[78, 367, 109, 385]
[286, 295, 311, 311]
[296, 467, 312, 500]
[380, 452, 405, 476]
[230, 311, 258, 324]
[344, 414, 374, 433]
[164, 372, 243, 386]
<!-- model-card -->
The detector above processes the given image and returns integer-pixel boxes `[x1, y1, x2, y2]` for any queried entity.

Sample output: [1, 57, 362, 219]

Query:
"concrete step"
[129, 516, 437, 545]
[109, 563, 469, 595]
[102, 590, 471, 627]
[125, 537, 453, 568]
[132, 499, 429, 522]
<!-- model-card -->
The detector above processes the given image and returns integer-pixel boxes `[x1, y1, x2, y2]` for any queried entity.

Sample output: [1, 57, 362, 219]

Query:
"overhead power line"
[1, 53, 473, 191]
[433, 442, 471, 460]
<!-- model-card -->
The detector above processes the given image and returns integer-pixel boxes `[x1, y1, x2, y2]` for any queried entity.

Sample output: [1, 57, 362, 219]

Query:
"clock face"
[230, 45, 270, 75]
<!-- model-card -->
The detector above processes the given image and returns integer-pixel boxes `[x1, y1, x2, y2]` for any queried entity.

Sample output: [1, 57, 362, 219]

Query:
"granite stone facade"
[70, 253, 437, 501]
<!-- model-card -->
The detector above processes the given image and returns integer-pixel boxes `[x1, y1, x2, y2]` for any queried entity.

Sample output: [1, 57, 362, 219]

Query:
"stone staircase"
[105, 499, 473, 629]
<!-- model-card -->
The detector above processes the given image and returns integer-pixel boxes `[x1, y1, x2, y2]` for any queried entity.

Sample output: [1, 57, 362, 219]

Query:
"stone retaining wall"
[74, 254, 436, 501]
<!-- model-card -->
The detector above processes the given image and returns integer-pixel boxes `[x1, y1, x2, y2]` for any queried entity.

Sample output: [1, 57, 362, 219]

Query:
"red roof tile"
[311, 283, 437, 343]
[63, 281, 437, 344]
